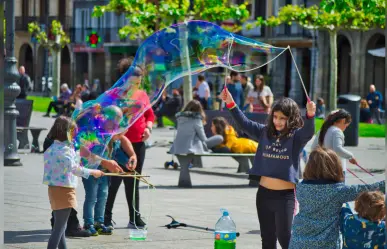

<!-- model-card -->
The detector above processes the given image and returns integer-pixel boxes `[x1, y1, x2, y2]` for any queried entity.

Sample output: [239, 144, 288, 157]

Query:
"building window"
[58, 0, 66, 25]
[22, 0, 29, 25]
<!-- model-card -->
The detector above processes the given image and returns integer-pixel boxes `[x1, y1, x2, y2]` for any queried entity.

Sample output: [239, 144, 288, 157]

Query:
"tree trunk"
[180, 28, 192, 107]
[329, 31, 337, 111]
[51, 48, 61, 98]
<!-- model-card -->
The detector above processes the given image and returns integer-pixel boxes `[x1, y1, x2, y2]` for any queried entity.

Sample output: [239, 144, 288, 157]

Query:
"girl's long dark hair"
[267, 97, 303, 138]
[212, 117, 229, 144]
[254, 74, 265, 92]
[48, 116, 76, 142]
[182, 99, 206, 123]
[318, 109, 352, 146]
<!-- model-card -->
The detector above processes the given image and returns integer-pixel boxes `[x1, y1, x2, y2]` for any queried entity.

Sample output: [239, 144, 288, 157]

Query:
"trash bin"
[337, 94, 361, 146]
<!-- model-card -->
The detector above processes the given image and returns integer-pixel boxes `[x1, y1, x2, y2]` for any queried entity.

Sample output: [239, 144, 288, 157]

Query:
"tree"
[28, 20, 70, 97]
[92, 0, 251, 105]
[253, 0, 385, 110]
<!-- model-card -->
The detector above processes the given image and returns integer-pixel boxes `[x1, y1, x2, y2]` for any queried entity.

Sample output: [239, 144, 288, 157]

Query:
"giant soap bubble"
[70, 20, 287, 168]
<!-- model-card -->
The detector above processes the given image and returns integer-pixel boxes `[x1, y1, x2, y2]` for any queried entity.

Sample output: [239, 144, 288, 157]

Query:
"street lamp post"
[4, 0, 22, 166]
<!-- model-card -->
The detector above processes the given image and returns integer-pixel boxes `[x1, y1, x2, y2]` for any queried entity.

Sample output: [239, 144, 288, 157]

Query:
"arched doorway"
[61, 46, 71, 88]
[365, 34, 385, 96]
[19, 43, 34, 86]
[337, 35, 351, 94]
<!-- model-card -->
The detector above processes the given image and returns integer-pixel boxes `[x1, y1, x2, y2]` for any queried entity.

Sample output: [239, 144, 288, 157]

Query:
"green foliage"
[28, 20, 70, 49]
[92, 0, 250, 40]
[254, 0, 385, 110]
[255, 0, 385, 31]
[314, 118, 385, 138]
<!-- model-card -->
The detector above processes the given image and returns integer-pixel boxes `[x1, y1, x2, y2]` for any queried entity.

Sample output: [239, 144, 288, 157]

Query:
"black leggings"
[105, 142, 146, 221]
[47, 208, 71, 249]
[256, 186, 295, 249]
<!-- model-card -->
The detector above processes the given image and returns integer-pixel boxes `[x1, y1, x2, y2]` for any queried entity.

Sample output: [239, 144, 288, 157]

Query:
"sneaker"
[94, 222, 113, 235]
[65, 227, 91, 237]
[83, 224, 98, 236]
[104, 218, 116, 230]
[128, 217, 146, 228]
[43, 114, 50, 117]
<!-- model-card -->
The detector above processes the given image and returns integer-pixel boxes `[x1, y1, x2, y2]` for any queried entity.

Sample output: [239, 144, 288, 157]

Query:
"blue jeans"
[82, 176, 109, 226]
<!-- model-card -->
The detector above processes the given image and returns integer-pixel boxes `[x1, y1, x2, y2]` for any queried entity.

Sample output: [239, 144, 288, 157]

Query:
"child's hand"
[101, 159, 123, 173]
[349, 158, 358, 165]
[127, 155, 137, 171]
[91, 170, 105, 178]
[221, 87, 234, 105]
[306, 101, 316, 117]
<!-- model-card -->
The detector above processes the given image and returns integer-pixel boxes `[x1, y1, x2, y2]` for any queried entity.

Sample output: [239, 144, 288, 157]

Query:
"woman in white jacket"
[169, 100, 223, 154]
[311, 109, 358, 179]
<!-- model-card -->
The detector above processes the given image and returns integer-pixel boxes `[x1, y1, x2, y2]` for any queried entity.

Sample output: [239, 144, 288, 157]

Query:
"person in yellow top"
[211, 117, 258, 153]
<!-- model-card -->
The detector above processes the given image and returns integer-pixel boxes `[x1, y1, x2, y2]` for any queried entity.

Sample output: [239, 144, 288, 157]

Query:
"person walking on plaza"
[104, 58, 155, 229]
[17, 66, 31, 99]
[366, 84, 383, 124]
[195, 74, 211, 110]
[240, 75, 254, 111]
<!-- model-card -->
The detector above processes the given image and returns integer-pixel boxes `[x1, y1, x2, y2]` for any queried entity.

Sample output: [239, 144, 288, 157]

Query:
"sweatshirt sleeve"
[144, 106, 155, 123]
[228, 106, 265, 141]
[66, 151, 91, 179]
[339, 181, 385, 203]
[295, 116, 315, 145]
[332, 129, 353, 159]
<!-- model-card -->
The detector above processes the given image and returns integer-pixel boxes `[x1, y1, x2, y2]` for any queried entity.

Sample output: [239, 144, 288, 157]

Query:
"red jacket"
[124, 90, 155, 143]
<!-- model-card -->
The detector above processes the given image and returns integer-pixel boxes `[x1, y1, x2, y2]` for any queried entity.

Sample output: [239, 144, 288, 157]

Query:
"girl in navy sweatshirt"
[221, 88, 316, 249]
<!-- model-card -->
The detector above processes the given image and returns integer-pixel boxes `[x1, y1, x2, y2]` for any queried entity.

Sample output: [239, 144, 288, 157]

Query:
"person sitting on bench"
[44, 83, 72, 118]
[155, 88, 183, 127]
[169, 100, 223, 154]
[65, 84, 83, 116]
[210, 116, 258, 153]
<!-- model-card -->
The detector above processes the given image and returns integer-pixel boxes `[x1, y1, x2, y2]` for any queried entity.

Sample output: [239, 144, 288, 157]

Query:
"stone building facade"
[15, 0, 73, 92]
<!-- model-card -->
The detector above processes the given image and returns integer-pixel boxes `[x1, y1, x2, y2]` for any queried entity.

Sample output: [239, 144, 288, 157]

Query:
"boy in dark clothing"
[366, 84, 383, 124]
[155, 89, 183, 127]
[17, 66, 31, 99]
[341, 191, 386, 249]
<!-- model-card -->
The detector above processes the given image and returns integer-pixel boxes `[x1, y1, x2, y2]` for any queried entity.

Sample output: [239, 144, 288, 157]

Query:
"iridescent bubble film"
[70, 20, 287, 168]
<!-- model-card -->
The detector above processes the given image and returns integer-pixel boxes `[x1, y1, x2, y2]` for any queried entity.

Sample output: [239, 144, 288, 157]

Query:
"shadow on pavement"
[5, 229, 51, 244]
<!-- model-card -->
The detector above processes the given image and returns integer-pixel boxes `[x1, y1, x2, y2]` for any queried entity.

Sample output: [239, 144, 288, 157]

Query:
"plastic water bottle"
[214, 209, 236, 249]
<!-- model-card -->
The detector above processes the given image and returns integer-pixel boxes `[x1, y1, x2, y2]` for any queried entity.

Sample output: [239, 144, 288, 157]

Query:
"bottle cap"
[223, 211, 229, 216]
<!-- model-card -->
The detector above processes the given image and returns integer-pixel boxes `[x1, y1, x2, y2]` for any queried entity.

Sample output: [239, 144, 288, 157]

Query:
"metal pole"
[4, 0, 22, 166]
[0, 0, 6, 244]
[33, 0, 37, 92]
[384, 4, 387, 245]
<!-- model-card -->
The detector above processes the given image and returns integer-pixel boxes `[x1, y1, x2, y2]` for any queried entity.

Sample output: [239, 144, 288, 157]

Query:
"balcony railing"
[15, 16, 39, 31]
[269, 24, 313, 39]
[16, 16, 72, 31]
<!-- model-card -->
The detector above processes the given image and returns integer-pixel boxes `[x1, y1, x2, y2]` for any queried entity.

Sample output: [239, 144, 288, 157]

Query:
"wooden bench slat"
[17, 127, 47, 131]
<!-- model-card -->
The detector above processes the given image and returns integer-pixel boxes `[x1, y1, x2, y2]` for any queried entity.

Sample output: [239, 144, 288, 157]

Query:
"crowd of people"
[315, 84, 384, 125]
[41, 56, 386, 249]
[43, 58, 155, 249]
